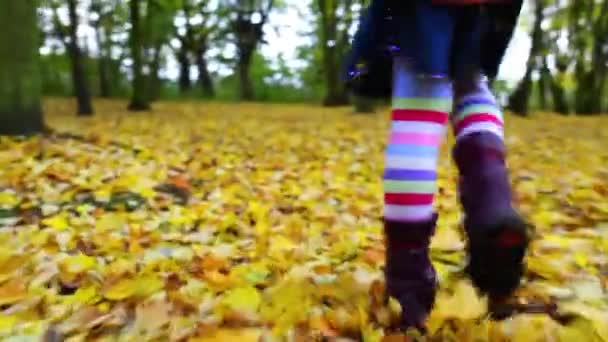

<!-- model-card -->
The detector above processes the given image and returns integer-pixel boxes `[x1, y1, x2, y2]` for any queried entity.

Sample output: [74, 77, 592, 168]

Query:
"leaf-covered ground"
[1, 99, 607, 341]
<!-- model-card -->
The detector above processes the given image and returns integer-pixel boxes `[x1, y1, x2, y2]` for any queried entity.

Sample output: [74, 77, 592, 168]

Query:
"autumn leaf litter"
[0, 100, 607, 341]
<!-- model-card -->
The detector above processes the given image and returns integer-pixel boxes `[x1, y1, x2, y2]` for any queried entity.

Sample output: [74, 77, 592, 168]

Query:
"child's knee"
[392, 57, 453, 99]
[453, 71, 495, 100]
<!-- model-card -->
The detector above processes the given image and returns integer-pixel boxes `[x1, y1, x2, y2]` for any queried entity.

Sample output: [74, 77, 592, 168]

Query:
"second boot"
[452, 131, 530, 301]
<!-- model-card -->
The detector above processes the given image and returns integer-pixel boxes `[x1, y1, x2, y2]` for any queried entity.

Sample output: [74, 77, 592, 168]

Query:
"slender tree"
[571, 0, 608, 114]
[193, 3, 216, 97]
[0, 0, 45, 135]
[128, 0, 150, 111]
[316, 0, 356, 106]
[508, 0, 545, 116]
[228, 0, 274, 100]
[90, 0, 113, 98]
[174, 0, 195, 94]
[195, 41, 215, 97]
[51, 0, 94, 115]
[177, 45, 192, 93]
[143, 0, 176, 101]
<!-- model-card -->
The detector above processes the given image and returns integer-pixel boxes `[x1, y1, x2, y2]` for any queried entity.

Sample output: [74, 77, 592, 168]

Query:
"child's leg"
[385, 60, 452, 223]
[451, 73, 529, 301]
[384, 56, 452, 329]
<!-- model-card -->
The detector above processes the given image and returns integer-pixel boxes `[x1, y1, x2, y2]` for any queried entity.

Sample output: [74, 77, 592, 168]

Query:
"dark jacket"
[344, 0, 524, 98]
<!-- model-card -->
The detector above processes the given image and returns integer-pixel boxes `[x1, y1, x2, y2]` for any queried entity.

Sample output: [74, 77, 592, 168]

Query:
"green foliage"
[39, 53, 130, 98]
[0, 0, 44, 134]
[29, 0, 608, 113]
[215, 52, 315, 103]
[40, 53, 72, 96]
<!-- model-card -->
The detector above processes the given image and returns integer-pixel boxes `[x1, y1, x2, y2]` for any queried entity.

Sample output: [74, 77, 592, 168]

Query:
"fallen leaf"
[191, 328, 263, 342]
[0, 279, 27, 306]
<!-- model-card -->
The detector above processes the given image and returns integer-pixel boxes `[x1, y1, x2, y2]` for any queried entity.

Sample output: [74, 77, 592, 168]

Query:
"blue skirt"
[344, 0, 523, 98]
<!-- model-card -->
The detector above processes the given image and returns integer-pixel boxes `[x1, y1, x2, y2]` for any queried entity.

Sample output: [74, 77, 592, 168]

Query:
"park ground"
[0, 99, 607, 341]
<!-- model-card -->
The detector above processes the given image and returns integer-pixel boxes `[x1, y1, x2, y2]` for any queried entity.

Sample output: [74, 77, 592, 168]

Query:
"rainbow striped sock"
[384, 58, 452, 222]
[452, 83, 504, 140]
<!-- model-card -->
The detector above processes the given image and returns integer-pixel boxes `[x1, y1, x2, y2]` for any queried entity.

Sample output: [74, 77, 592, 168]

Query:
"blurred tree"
[89, 0, 127, 98]
[127, 0, 176, 109]
[144, 0, 178, 101]
[316, 0, 350, 106]
[508, 0, 545, 116]
[49, 0, 94, 115]
[224, 0, 276, 100]
[128, 0, 150, 110]
[172, 0, 217, 97]
[174, 0, 193, 94]
[314, 0, 369, 107]
[570, 0, 608, 114]
[192, 2, 218, 97]
[90, 0, 112, 97]
[0, 0, 45, 134]
[509, 0, 608, 115]
[542, 18, 569, 115]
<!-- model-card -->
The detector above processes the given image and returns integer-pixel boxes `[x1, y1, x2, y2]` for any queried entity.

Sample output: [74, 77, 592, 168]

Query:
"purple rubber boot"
[384, 215, 438, 330]
[453, 132, 530, 301]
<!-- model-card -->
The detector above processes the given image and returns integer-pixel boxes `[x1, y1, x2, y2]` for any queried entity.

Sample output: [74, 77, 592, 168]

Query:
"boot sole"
[466, 214, 530, 301]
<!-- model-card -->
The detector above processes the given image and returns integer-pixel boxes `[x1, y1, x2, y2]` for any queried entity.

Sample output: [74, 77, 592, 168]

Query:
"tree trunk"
[97, 56, 111, 98]
[67, 0, 94, 116]
[538, 64, 549, 110]
[569, 0, 606, 114]
[177, 47, 191, 93]
[507, 0, 544, 116]
[508, 72, 532, 115]
[237, 47, 254, 101]
[0, 0, 44, 135]
[148, 44, 162, 101]
[232, 1, 274, 101]
[549, 77, 569, 115]
[128, 0, 150, 111]
[319, 0, 349, 106]
[574, 71, 594, 114]
[549, 56, 569, 114]
[587, 0, 608, 113]
[196, 47, 214, 97]
[93, 20, 111, 97]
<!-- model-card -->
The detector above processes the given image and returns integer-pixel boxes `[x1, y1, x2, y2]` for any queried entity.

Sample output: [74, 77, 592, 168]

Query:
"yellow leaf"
[64, 286, 99, 305]
[42, 214, 69, 230]
[0, 279, 27, 306]
[96, 213, 126, 231]
[134, 299, 172, 332]
[0, 315, 19, 332]
[0, 191, 18, 207]
[559, 317, 603, 342]
[431, 226, 464, 251]
[574, 252, 589, 269]
[103, 278, 137, 300]
[0, 251, 29, 282]
[495, 314, 560, 342]
[268, 235, 296, 253]
[59, 253, 96, 274]
[260, 279, 312, 336]
[104, 274, 163, 300]
[93, 189, 111, 202]
[571, 278, 605, 304]
[191, 328, 263, 342]
[560, 302, 608, 340]
[428, 280, 486, 327]
[220, 286, 261, 315]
